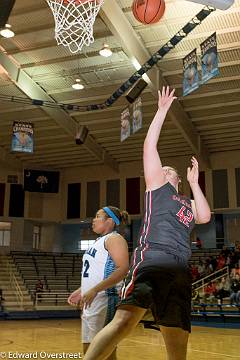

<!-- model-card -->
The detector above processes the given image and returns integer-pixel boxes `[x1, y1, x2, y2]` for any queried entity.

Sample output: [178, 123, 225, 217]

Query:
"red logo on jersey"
[176, 206, 194, 228]
[172, 195, 191, 209]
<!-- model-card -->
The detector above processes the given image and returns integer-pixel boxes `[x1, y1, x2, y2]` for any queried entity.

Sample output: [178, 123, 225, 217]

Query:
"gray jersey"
[136, 182, 195, 268]
[120, 182, 195, 301]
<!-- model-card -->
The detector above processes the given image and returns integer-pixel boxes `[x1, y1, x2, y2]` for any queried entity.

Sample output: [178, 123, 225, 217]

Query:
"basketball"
[132, 0, 165, 25]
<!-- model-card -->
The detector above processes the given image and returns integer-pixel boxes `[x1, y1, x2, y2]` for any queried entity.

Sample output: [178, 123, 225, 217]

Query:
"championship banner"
[132, 97, 142, 134]
[182, 48, 199, 96]
[120, 107, 131, 142]
[11, 121, 34, 153]
[24, 169, 60, 193]
[201, 32, 219, 84]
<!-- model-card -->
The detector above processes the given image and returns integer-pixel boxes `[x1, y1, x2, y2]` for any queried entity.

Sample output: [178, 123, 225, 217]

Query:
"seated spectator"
[209, 256, 217, 272]
[216, 254, 226, 270]
[35, 279, 44, 304]
[197, 260, 205, 278]
[231, 265, 240, 278]
[215, 276, 230, 304]
[192, 289, 200, 305]
[191, 263, 200, 281]
[205, 258, 213, 275]
[221, 246, 231, 258]
[226, 254, 231, 268]
[229, 251, 238, 270]
[204, 281, 217, 303]
[230, 274, 240, 305]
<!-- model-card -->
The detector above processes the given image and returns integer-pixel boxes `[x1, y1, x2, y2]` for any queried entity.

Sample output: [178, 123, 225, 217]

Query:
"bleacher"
[10, 251, 83, 308]
[140, 302, 240, 331]
[11, 249, 220, 293]
[4, 249, 239, 325]
[191, 302, 240, 324]
[190, 248, 221, 265]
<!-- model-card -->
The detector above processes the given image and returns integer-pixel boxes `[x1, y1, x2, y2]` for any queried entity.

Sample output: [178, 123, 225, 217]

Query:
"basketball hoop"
[46, 0, 104, 53]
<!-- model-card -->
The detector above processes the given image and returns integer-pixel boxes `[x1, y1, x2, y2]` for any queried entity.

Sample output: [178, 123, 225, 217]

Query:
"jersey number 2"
[83, 259, 90, 277]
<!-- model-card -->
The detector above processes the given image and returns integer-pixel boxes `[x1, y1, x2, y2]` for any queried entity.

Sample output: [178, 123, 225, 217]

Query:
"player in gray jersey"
[84, 87, 211, 360]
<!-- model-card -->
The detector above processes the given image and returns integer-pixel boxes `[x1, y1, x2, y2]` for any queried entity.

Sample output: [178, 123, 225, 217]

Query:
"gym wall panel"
[86, 181, 100, 218]
[0, 183, 5, 216]
[67, 183, 81, 219]
[9, 184, 24, 217]
[199, 171, 206, 195]
[28, 193, 43, 219]
[106, 179, 120, 208]
[212, 169, 229, 209]
[126, 177, 140, 214]
[235, 168, 240, 207]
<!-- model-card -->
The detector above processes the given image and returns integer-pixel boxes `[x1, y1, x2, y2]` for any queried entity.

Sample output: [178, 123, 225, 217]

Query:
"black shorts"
[119, 251, 192, 332]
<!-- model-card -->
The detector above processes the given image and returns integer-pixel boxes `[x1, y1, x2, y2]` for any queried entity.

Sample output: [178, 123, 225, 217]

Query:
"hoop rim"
[60, 0, 102, 4]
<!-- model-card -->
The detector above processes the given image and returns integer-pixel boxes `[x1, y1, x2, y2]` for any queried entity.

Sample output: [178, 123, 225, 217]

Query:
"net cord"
[46, 0, 104, 53]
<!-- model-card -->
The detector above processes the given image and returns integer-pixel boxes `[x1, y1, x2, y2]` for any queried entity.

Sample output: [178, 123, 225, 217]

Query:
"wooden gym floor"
[0, 319, 239, 359]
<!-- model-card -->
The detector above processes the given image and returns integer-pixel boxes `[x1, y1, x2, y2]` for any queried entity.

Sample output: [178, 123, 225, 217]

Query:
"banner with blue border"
[183, 48, 199, 96]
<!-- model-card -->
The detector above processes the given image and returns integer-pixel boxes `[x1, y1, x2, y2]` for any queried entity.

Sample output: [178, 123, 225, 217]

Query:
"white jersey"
[81, 231, 122, 342]
[81, 231, 122, 296]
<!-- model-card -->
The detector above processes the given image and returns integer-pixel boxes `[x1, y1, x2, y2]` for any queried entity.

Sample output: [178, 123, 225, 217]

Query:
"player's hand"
[187, 156, 199, 185]
[80, 288, 98, 309]
[158, 86, 177, 112]
[67, 288, 82, 306]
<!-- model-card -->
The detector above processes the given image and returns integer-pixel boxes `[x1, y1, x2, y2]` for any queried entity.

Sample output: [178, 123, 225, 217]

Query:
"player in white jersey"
[68, 206, 129, 360]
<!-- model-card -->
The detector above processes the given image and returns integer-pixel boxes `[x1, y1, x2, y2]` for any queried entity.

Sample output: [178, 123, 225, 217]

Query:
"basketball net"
[46, 0, 104, 53]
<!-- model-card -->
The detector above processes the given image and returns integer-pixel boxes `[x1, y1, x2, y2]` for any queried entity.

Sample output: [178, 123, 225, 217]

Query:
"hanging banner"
[182, 48, 199, 96]
[11, 121, 34, 153]
[24, 169, 60, 193]
[132, 97, 143, 134]
[201, 32, 219, 84]
[120, 107, 131, 142]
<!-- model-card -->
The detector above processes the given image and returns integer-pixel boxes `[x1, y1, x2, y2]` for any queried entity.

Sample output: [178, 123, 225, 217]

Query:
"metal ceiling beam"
[208, 145, 240, 151]
[198, 121, 240, 130]
[154, 41, 240, 63]
[22, 154, 95, 163]
[25, 51, 238, 97]
[163, 59, 240, 77]
[22, 141, 189, 162]
[11, 2, 49, 16]
[0, 50, 119, 172]
[14, 37, 240, 77]
[185, 100, 240, 112]
[172, 74, 240, 88]
[100, 0, 211, 168]
[205, 136, 240, 144]
[7, 31, 113, 56]
[192, 111, 240, 122]
[145, 26, 240, 49]
[17, 146, 88, 157]
[181, 88, 240, 101]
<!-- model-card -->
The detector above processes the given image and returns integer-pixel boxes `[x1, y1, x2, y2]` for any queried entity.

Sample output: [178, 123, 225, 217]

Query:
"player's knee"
[113, 314, 132, 332]
[112, 308, 141, 333]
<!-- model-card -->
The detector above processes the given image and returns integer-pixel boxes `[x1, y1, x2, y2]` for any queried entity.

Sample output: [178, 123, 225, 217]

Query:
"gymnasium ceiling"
[0, 0, 240, 172]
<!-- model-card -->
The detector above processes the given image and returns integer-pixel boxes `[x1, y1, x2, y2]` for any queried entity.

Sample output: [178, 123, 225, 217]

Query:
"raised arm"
[188, 156, 211, 224]
[143, 86, 177, 191]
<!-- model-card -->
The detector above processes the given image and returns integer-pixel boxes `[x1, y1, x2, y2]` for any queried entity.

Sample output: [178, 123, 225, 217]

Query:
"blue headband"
[103, 207, 120, 226]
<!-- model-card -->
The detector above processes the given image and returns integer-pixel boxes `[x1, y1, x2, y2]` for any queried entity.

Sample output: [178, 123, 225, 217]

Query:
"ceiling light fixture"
[99, 43, 112, 58]
[0, 24, 15, 38]
[72, 79, 84, 90]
